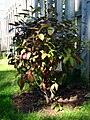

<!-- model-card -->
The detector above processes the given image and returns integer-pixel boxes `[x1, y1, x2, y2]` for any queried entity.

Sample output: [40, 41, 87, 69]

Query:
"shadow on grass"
[0, 94, 24, 120]
[0, 70, 24, 120]
[0, 69, 90, 120]
[0, 94, 42, 120]
[0, 70, 41, 120]
[0, 81, 12, 91]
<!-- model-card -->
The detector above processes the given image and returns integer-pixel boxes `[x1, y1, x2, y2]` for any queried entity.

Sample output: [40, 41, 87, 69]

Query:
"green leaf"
[48, 54, 51, 58]
[50, 83, 58, 93]
[55, 105, 60, 112]
[27, 52, 31, 59]
[32, 7, 41, 14]
[38, 34, 44, 40]
[41, 53, 47, 60]
[51, 103, 63, 112]
[49, 49, 56, 57]
[55, 104, 63, 112]
[51, 103, 56, 109]
[63, 55, 70, 64]
[48, 27, 55, 35]
[44, 43, 51, 50]
[21, 49, 26, 55]
[18, 62, 23, 68]
[46, 37, 51, 41]
[67, 48, 71, 53]
[42, 62, 46, 67]
[33, 55, 39, 62]
[70, 57, 76, 67]
[17, 78, 24, 90]
[54, 83, 58, 91]
[22, 40, 26, 46]
[38, 76, 43, 82]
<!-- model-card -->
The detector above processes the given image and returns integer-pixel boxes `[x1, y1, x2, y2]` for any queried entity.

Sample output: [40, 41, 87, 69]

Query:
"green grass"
[0, 58, 90, 120]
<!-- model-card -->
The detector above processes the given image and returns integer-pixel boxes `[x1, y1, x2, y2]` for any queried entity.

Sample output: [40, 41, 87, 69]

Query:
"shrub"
[9, 8, 82, 103]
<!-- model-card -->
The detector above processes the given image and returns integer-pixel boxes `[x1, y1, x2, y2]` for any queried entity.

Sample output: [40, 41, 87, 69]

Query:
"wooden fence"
[29, 0, 90, 81]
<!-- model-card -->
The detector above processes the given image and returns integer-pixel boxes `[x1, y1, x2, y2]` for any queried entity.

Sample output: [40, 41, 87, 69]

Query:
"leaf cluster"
[8, 8, 83, 101]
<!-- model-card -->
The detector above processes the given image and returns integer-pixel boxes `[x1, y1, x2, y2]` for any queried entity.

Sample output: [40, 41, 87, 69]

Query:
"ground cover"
[0, 57, 90, 120]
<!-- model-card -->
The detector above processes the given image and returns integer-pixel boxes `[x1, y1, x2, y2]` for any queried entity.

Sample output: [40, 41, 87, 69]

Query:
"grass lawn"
[0, 57, 90, 120]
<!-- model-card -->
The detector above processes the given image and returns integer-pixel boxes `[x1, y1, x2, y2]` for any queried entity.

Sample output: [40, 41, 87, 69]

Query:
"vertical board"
[28, 0, 32, 16]
[86, 0, 90, 80]
[26, 0, 27, 9]
[48, 0, 52, 8]
[35, 0, 38, 17]
[87, 0, 90, 42]
[81, 0, 87, 41]
[31, 0, 38, 17]
[65, 0, 75, 19]
[47, 0, 53, 17]
[55, 0, 63, 22]
[75, 0, 82, 12]
[81, 0, 90, 81]
[81, 0, 87, 79]
[40, 0, 45, 17]
[75, 0, 82, 38]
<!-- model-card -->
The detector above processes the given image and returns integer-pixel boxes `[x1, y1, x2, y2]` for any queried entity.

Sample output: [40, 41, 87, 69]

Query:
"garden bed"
[13, 87, 88, 116]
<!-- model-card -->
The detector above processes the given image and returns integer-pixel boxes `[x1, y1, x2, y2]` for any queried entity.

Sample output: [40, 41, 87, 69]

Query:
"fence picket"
[48, 0, 53, 9]
[47, 0, 53, 17]
[65, 0, 75, 19]
[81, 0, 87, 40]
[35, 0, 38, 17]
[86, 0, 90, 80]
[55, 0, 63, 21]
[40, 0, 45, 17]
[38, 0, 90, 80]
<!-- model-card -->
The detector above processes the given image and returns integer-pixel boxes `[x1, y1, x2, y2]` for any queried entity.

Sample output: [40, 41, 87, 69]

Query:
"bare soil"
[12, 87, 88, 116]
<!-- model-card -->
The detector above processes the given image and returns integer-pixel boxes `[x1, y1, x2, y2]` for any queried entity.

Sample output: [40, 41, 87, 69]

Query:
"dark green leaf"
[32, 7, 41, 14]
[63, 55, 70, 64]
[70, 57, 76, 67]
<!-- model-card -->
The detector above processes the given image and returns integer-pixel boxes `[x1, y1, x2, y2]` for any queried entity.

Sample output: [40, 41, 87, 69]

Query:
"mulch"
[12, 87, 88, 116]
